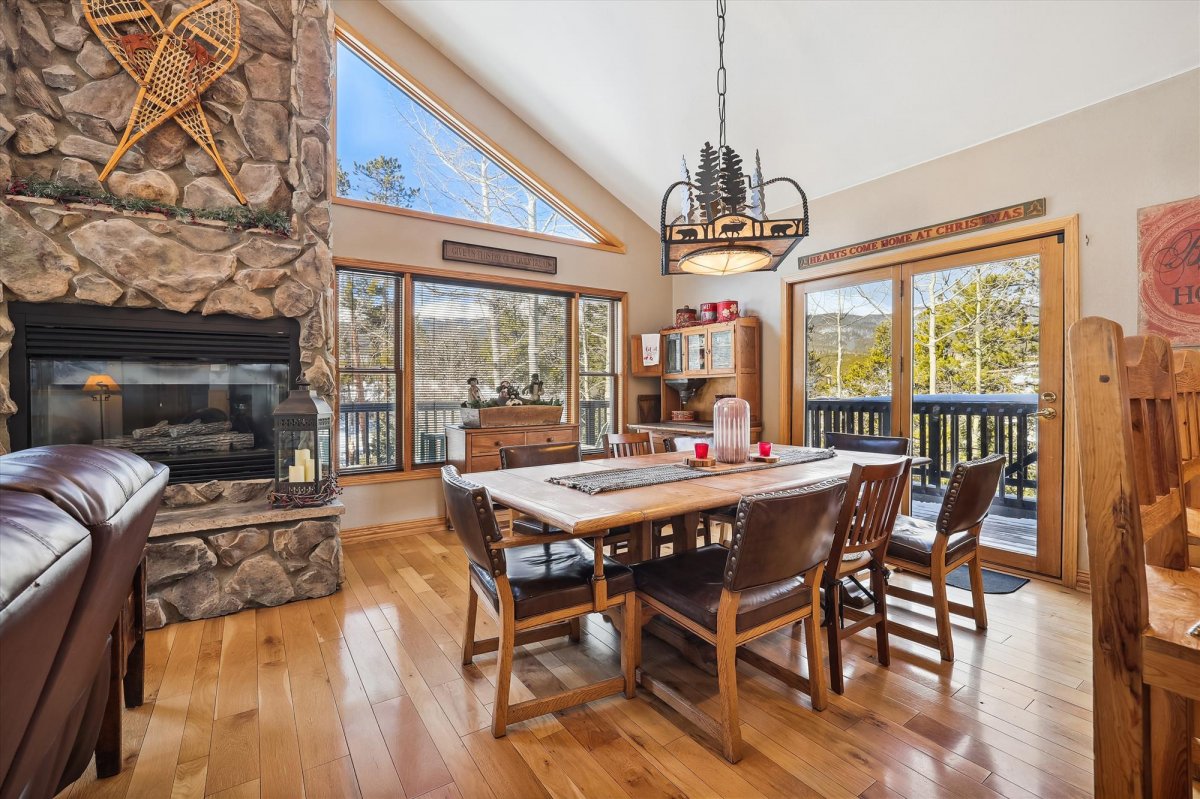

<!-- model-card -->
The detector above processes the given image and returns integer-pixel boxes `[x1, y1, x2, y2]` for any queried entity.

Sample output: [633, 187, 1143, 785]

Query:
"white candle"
[295, 448, 311, 465]
[303, 459, 315, 482]
[288, 464, 305, 483]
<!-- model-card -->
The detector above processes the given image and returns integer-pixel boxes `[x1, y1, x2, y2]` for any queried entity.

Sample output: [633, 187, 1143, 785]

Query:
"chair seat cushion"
[632, 544, 812, 633]
[470, 538, 634, 619]
[886, 515, 977, 567]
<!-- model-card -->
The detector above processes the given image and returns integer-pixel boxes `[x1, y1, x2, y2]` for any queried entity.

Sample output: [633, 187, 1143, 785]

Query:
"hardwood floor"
[55, 530, 1181, 799]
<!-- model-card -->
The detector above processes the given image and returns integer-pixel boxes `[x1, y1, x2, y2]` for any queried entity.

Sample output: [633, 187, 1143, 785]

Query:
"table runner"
[547, 447, 838, 495]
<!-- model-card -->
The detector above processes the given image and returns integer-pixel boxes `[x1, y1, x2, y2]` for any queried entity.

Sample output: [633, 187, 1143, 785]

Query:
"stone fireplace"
[1, 0, 342, 626]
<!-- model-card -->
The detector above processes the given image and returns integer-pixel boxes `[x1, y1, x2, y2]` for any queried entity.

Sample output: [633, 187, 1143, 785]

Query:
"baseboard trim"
[1075, 570, 1090, 593]
[342, 516, 447, 544]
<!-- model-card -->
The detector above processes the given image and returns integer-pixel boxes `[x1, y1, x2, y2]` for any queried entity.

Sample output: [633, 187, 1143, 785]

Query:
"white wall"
[671, 69, 1200, 572]
[331, 1, 669, 529]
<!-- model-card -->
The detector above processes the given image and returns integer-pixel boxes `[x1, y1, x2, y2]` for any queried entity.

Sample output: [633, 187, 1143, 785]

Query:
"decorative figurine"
[496, 380, 512, 402]
[466, 377, 482, 405]
[524, 373, 544, 402]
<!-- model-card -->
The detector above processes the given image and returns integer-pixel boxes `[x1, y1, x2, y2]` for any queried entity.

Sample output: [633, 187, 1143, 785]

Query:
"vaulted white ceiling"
[383, 0, 1200, 227]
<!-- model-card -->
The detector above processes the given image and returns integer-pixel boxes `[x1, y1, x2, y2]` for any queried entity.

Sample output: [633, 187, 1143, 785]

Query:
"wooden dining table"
[465, 445, 919, 614]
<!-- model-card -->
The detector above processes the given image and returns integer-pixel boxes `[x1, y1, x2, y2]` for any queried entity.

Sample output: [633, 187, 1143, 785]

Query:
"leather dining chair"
[442, 466, 637, 737]
[823, 457, 912, 694]
[825, 431, 911, 456]
[499, 442, 582, 537]
[630, 479, 846, 763]
[885, 454, 1005, 661]
[499, 441, 634, 565]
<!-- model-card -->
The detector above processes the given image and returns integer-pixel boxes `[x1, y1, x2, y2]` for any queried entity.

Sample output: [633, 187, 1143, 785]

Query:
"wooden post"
[1069, 317, 1151, 798]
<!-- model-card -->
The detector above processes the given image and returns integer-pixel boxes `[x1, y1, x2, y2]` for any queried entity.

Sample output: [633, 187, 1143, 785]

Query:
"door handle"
[1027, 408, 1057, 420]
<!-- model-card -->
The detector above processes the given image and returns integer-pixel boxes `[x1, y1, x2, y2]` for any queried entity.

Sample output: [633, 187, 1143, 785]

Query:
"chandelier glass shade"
[660, 0, 810, 276]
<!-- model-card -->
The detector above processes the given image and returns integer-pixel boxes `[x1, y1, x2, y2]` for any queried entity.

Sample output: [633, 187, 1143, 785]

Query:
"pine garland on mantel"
[3, 178, 293, 236]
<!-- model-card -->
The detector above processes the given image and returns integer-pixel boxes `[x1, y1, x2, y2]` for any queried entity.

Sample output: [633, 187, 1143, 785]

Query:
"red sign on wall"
[1138, 195, 1200, 347]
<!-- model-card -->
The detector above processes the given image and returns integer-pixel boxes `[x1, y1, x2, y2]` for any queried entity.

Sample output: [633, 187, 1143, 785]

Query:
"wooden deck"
[912, 499, 1038, 556]
[56, 528, 1136, 799]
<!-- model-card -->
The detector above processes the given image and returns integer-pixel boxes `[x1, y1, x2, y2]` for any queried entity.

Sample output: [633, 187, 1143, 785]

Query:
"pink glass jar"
[713, 397, 750, 464]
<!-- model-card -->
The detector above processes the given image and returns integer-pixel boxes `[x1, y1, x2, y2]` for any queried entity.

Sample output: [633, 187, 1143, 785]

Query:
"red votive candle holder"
[694, 442, 709, 460]
[759, 441, 773, 457]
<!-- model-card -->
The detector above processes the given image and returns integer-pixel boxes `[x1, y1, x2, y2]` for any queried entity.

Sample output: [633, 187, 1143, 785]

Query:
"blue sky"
[336, 42, 589, 241]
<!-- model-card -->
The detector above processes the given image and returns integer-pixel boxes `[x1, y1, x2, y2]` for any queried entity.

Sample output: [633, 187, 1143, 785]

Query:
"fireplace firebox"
[7, 304, 300, 484]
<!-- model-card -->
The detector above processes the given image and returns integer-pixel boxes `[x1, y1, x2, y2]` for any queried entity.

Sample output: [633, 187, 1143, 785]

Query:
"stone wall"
[147, 477, 344, 627]
[0, 0, 336, 452]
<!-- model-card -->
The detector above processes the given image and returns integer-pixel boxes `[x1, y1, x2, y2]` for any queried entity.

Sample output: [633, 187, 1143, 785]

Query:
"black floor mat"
[946, 565, 1029, 594]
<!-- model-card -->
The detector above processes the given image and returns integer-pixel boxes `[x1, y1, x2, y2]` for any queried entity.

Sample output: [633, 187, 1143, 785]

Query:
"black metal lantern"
[660, 0, 810, 276]
[269, 375, 337, 508]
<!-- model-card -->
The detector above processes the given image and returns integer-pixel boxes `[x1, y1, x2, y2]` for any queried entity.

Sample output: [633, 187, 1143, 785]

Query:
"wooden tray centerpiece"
[459, 404, 564, 428]
[460, 376, 565, 428]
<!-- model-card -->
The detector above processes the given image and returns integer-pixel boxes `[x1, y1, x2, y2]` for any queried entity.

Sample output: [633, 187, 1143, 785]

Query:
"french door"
[788, 235, 1065, 576]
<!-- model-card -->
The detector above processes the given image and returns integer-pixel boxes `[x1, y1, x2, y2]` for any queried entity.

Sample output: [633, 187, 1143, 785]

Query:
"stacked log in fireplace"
[94, 419, 254, 455]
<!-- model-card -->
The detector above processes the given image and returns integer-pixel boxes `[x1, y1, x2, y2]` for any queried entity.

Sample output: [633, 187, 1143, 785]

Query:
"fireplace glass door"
[28, 356, 290, 481]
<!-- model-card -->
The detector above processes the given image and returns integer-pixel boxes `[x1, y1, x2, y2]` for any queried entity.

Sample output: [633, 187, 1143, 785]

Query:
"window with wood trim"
[335, 28, 609, 245]
[411, 278, 570, 465]
[578, 296, 620, 451]
[337, 269, 402, 472]
[335, 264, 623, 474]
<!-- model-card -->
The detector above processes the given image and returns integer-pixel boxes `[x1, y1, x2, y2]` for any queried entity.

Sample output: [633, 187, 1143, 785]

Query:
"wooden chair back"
[662, 435, 712, 453]
[1123, 335, 1190, 569]
[604, 432, 652, 458]
[1070, 317, 1160, 796]
[1173, 348, 1200, 508]
[827, 458, 912, 566]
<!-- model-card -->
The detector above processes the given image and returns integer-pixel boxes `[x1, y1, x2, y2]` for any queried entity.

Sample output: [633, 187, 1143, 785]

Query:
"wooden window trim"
[332, 20, 626, 255]
[336, 258, 628, 486]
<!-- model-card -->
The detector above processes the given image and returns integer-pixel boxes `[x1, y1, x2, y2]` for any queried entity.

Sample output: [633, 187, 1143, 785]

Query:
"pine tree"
[746, 149, 766, 219]
[694, 142, 721, 222]
[718, 145, 746, 215]
[352, 156, 420, 208]
[679, 156, 698, 223]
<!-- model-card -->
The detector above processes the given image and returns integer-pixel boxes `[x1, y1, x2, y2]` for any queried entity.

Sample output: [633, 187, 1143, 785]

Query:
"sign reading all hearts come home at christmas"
[796, 199, 1046, 268]
[1138, 195, 1200, 347]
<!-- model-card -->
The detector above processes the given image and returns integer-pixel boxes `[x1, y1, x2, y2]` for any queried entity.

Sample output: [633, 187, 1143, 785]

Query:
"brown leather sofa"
[0, 446, 167, 799]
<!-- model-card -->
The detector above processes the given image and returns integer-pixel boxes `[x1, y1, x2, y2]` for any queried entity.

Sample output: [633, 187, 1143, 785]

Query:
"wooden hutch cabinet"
[630, 317, 762, 450]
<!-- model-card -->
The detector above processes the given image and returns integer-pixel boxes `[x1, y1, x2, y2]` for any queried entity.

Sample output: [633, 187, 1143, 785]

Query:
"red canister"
[699, 302, 717, 323]
[674, 305, 698, 326]
[716, 300, 739, 321]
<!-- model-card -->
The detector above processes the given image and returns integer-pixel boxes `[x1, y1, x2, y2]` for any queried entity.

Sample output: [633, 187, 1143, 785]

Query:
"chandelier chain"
[716, 0, 727, 153]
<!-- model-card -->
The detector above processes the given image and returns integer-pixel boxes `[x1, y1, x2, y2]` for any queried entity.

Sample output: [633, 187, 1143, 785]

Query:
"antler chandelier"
[660, 0, 810, 276]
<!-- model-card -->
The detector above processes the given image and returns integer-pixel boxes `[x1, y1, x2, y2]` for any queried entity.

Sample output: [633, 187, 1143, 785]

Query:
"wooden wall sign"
[796, 199, 1046, 268]
[1137, 195, 1200, 347]
[442, 241, 557, 275]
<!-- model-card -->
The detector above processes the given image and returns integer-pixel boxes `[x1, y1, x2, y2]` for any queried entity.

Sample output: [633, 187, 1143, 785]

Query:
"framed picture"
[1138, 195, 1200, 347]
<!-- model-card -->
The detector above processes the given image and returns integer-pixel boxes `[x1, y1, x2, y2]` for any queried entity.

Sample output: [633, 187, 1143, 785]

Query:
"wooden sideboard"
[445, 422, 579, 473]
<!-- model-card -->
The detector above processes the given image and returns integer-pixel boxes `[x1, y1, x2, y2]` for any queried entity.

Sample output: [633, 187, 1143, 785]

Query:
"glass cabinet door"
[709, 329, 734, 372]
[685, 332, 706, 373]
[664, 333, 683, 374]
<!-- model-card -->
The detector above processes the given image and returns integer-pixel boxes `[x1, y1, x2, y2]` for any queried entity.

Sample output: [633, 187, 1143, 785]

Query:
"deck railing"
[338, 399, 612, 469]
[806, 394, 1039, 517]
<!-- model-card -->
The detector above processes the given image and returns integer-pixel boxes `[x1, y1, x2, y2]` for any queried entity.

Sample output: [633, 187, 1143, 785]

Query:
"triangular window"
[335, 29, 613, 246]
